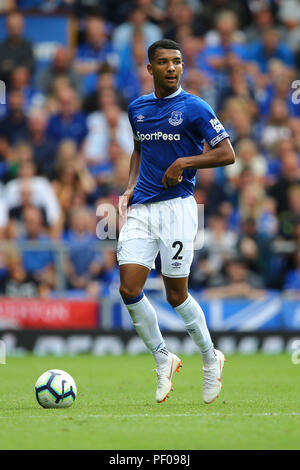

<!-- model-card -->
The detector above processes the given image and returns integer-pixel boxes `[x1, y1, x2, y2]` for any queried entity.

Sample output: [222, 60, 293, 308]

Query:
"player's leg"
[159, 196, 225, 404]
[119, 262, 181, 403]
[162, 274, 225, 404]
[162, 275, 214, 358]
[117, 198, 182, 402]
[119, 262, 167, 357]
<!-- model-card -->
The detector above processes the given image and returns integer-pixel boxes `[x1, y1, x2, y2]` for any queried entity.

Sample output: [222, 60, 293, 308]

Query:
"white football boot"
[155, 352, 182, 403]
[202, 349, 225, 404]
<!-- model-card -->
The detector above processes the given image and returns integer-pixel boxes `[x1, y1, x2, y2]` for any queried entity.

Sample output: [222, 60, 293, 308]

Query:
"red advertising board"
[0, 299, 99, 329]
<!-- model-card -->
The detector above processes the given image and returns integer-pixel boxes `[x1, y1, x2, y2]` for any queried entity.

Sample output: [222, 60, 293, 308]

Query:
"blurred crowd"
[0, 0, 300, 299]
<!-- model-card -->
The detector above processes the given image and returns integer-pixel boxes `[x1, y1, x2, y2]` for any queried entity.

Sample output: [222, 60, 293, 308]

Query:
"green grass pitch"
[0, 353, 299, 450]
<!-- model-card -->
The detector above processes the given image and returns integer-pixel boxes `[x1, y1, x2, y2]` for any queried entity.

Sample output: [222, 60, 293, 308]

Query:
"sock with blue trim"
[124, 292, 169, 364]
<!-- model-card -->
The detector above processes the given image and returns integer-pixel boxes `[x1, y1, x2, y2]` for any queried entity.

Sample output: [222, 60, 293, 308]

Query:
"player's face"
[147, 49, 184, 96]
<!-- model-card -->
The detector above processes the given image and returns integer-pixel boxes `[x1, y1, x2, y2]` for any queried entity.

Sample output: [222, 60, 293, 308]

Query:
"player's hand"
[162, 159, 184, 188]
[118, 188, 134, 218]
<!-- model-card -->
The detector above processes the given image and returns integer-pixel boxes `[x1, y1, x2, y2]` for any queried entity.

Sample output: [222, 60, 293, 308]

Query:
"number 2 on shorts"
[172, 241, 183, 260]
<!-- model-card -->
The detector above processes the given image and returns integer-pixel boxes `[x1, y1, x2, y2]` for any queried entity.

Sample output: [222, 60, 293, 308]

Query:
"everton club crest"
[169, 111, 183, 126]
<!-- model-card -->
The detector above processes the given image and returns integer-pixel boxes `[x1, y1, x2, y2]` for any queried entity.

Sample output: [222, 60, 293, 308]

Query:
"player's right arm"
[118, 139, 141, 217]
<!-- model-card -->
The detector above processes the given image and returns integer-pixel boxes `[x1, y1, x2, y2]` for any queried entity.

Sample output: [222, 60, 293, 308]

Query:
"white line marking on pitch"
[0, 412, 299, 419]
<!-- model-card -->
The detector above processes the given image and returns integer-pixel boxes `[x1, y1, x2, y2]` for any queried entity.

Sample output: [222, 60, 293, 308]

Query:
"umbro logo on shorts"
[171, 261, 182, 268]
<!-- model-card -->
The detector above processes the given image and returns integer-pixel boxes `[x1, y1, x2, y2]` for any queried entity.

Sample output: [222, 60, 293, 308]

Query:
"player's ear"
[147, 63, 153, 76]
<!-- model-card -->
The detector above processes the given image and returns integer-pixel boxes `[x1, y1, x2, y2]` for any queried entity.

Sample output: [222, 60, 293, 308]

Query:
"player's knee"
[119, 284, 143, 301]
[166, 290, 188, 308]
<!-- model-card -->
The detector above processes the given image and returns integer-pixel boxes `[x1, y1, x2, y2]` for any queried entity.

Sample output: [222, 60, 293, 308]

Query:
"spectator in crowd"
[115, 25, 148, 104]
[137, 62, 155, 96]
[6, 178, 47, 237]
[112, 6, 162, 52]
[0, 89, 28, 147]
[182, 67, 217, 109]
[83, 100, 133, 172]
[284, 248, 300, 293]
[194, 167, 230, 218]
[27, 107, 57, 178]
[260, 98, 292, 154]
[0, 0, 15, 13]
[52, 139, 96, 214]
[180, 35, 203, 70]
[164, 3, 204, 42]
[218, 62, 256, 110]
[4, 140, 34, 183]
[63, 207, 104, 296]
[247, 28, 295, 74]
[135, 0, 166, 25]
[47, 86, 88, 148]
[245, 2, 284, 44]
[108, 152, 131, 196]
[256, 196, 278, 239]
[196, 10, 248, 95]
[238, 181, 266, 223]
[0, 11, 34, 85]
[82, 63, 127, 114]
[4, 160, 62, 238]
[37, 46, 82, 96]
[222, 96, 257, 146]
[255, 61, 297, 120]
[225, 138, 267, 187]
[10, 66, 44, 113]
[86, 140, 131, 202]
[75, 16, 117, 93]
[268, 150, 300, 214]
[201, 0, 251, 31]
[237, 216, 277, 288]
[190, 213, 237, 288]
[278, 0, 300, 67]
[202, 256, 267, 299]
[18, 205, 55, 296]
[0, 243, 39, 297]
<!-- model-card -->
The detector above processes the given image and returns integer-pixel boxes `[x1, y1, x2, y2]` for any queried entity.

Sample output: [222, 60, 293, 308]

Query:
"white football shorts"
[117, 195, 198, 278]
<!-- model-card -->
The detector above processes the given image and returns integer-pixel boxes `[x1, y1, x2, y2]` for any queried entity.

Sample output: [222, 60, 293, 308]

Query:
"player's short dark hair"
[147, 39, 182, 63]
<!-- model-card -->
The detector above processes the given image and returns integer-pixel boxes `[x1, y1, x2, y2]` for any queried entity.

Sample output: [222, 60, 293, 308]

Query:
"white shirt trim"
[152, 86, 183, 100]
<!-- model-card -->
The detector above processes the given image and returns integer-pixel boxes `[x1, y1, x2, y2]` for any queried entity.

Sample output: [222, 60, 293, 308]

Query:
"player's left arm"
[162, 138, 235, 188]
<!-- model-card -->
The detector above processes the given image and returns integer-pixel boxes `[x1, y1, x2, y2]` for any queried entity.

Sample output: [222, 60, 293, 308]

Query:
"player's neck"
[153, 85, 182, 99]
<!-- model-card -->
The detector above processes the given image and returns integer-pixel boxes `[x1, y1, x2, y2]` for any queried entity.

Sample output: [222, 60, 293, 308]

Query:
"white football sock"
[174, 294, 217, 366]
[124, 293, 168, 363]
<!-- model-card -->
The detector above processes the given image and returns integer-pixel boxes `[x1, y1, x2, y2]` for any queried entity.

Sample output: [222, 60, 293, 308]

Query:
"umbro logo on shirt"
[137, 115, 145, 122]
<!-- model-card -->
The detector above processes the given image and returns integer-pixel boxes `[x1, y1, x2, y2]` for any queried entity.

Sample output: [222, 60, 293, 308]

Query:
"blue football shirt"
[128, 86, 230, 205]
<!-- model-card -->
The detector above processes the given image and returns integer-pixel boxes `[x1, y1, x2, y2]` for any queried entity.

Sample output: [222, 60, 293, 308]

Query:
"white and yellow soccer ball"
[35, 369, 77, 408]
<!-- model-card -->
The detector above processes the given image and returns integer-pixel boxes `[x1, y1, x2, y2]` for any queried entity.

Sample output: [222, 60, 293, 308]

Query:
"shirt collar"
[152, 86, 182, 100]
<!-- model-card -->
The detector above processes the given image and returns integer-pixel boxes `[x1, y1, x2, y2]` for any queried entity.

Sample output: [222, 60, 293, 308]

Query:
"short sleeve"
[128, 103, 140, 141]
[190, 98, 229, 148]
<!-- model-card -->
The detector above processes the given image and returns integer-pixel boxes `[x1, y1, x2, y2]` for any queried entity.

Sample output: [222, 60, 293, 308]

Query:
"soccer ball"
[35, 369, 77, 409]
